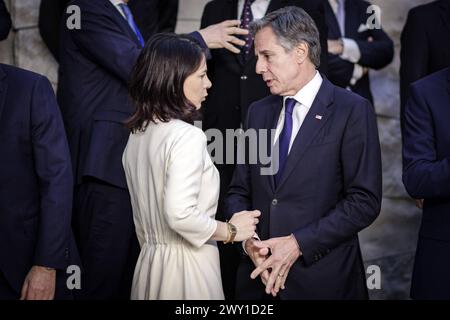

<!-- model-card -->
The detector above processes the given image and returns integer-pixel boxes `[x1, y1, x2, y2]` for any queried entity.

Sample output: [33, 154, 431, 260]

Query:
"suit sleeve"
[353, 2, 394, 69]
[69, 4, 141, 83]
[294, 99, 382, 266]
[399, 8, 429, 119]
[31, 76, 73, 270]
[163, 128, 218, 248]
[0, 0, 11, 41]
[402, 85, 450, 199]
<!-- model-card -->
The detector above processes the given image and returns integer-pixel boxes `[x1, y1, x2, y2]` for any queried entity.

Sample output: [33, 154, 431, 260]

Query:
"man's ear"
[295, 42, 308, 64]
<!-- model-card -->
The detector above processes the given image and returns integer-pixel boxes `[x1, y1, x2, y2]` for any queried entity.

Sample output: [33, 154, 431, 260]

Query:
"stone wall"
[0, 0, 436, 299]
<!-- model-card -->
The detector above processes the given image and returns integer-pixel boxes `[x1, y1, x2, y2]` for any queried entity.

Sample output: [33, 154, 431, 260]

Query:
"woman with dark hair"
[122, 33, 260, 300]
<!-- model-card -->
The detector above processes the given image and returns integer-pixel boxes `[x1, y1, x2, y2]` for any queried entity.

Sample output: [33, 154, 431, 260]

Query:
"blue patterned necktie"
[119, 3, 145, 47]
[240, 0, 256, 60]
[274, 98, 297, 187]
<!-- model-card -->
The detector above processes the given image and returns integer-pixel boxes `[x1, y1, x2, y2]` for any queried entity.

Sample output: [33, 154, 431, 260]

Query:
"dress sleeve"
[163, 126, 217, 248]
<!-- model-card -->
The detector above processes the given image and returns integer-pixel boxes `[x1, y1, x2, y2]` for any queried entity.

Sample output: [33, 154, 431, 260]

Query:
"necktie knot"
[285, 98, 297, 115]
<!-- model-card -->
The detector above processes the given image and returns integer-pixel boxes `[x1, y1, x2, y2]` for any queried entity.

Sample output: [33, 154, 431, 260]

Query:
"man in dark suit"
[402, 67, 450, 299]
[400, 0, 450, 126]
[324, 0, 393, 103]
[200, 0, 329, 299]
[0, 0, 11, 40]
[0, 64, 74, 300]
[226, 6, 382, 299]
[39, 0, 179, 61]
[58, 0, 249, 299]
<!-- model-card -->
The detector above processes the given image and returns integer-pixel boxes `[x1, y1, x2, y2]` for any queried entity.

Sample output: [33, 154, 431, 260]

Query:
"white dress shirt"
[238, 0, 270, 20]
[273, 71, 323, 154]
[328, 0, 364, 85]
[110, 0, 126, 19]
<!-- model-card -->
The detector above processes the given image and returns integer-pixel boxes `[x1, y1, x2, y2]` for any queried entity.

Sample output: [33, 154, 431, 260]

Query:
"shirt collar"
[110, 0, 126, 7]
[284, 71, 323, 109]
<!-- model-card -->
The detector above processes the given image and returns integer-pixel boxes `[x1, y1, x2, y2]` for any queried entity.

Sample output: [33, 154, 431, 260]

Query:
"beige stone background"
[0, 0, 435, 299]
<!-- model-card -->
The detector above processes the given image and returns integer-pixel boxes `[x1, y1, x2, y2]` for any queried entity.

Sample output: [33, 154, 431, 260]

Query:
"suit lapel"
[266, 0, 287, 13]
[275, 76, 334, 191]
[104, 0, 142, 47]
[264, 96, 283, 193]
[0, 66, 7, 124]
[344, 0, 360, 38]
[324, 0, 342, 38]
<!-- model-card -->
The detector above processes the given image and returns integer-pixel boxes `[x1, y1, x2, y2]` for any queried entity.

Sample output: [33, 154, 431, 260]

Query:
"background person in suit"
[39, 0, 179, 62]
[325, 0, 393, 103]
[402, 67, 450, 299]
[58, 0, 250, 299]
[0, 63, 74, 300]
[400, 0, 450, 128]
[226, 6, 382, 299]
[200, 0, 329, 300]
[0, 0, 11, 40]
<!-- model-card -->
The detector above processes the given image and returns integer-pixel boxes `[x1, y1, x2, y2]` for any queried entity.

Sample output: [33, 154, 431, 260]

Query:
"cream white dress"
[122, 119, 224, 300]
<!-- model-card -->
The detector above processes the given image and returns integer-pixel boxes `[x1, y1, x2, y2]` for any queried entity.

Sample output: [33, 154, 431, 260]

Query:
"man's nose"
[255, 58, 265, 75]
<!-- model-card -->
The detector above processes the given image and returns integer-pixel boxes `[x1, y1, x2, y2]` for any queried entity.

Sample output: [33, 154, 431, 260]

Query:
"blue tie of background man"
[336, 0, 345, 37]
[240, 0, 255, 60]
[119, 3, 145, 47]
[275, 97, 297, 187]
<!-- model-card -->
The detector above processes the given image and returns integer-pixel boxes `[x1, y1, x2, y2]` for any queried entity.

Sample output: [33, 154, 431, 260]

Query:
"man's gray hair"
[250, 6, 321, 67]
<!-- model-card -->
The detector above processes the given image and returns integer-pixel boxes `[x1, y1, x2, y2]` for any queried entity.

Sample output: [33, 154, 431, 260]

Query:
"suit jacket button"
[235, 105, 240, 110]
[240, 75, 248, 80]
[271, 199, 278, 206]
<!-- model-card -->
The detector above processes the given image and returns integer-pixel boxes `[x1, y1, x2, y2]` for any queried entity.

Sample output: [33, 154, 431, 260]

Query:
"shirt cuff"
[242, 233, 260, 255]
[189, 31, 212, 60]
[350, 64, 364, 86]
[340, 38, 361, 64]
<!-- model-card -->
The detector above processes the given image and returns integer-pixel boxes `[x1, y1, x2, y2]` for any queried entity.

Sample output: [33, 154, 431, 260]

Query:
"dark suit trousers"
[73, 178, 140, 300]
[411, 237, 450, 300]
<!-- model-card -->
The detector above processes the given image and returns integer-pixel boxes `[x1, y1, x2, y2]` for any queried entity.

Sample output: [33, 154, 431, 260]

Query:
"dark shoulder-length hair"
[126, 33, 206, 133]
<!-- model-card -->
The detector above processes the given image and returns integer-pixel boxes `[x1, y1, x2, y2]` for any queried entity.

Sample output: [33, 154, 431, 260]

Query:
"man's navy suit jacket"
[57, 0, 142, 189]
[403, 67, 450, 299]
[0, 64, 74, 295]
[226, 76, 382, 299]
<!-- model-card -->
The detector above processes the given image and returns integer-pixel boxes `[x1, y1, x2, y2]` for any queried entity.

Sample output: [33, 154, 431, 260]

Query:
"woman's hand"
[229, 210, 260, 241]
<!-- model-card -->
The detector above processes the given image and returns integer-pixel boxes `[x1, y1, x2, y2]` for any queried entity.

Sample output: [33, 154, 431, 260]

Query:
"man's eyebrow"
[258, 49, 274, 55]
